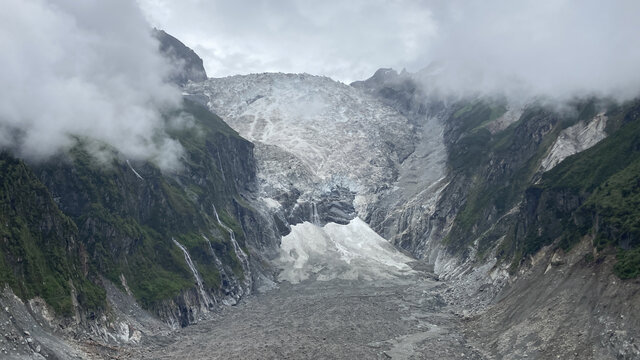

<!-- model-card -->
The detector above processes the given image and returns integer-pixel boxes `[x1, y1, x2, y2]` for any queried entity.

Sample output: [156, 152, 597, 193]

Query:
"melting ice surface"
[277, 218, 414, 284]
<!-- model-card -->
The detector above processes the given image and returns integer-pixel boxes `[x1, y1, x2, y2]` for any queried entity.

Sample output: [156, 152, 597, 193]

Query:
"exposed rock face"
[354, 68, 640, 359]
[0, 96, 273, 357]
[352, 68, 451, 263]
[539, 112, 607, 172]
[153, 29, 207, 86]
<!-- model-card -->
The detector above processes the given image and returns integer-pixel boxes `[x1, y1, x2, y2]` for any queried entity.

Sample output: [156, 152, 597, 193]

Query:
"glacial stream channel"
[133, 220, 485, 359]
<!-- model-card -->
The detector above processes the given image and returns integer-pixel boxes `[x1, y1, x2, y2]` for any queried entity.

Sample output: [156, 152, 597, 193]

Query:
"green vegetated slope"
[0, 99, 256, 317]
[0, 155, 105, 316]
[520, 100, 640, 278]
[443, 97, 640, 278]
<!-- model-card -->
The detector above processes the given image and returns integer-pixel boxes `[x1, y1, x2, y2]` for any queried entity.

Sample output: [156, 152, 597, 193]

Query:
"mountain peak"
[153, 29, 207, 86]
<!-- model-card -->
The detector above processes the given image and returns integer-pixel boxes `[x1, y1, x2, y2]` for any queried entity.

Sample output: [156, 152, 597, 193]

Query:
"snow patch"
[126, 160, 144, 180]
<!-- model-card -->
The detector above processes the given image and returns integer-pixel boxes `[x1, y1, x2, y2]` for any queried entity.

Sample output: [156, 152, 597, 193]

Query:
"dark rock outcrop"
[154, 29, 207, 86]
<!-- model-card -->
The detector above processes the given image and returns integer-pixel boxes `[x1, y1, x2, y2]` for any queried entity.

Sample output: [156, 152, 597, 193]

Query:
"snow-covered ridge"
[185, 73, 414, 203]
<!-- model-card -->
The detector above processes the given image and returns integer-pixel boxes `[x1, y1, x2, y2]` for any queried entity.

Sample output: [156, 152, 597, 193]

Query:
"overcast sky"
[1, 0, 639, 167]
[138, 0, 640, 96]
[0, 0, 184, 169]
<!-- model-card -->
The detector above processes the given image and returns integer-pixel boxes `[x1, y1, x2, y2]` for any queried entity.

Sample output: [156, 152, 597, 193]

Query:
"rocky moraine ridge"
[0, 33, 638, 359]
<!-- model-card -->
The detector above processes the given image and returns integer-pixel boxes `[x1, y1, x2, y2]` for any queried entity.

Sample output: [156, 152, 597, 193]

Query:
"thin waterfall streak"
[172, 238, 216, 308]
[311, 201, 321, 225]
[126, 159, 144, 180]
[212, 204, 252, 292]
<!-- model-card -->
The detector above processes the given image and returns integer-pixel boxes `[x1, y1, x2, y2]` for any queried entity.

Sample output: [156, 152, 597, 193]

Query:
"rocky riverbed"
[127, 272, 484, 360]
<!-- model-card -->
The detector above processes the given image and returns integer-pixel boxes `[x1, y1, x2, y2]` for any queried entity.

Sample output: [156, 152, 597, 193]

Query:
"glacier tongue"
[276, 218, 414, 284]
[186, 73, 421, 284]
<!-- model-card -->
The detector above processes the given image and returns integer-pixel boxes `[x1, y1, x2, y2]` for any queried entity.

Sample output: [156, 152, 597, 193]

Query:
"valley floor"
[128, 274, 484, 360]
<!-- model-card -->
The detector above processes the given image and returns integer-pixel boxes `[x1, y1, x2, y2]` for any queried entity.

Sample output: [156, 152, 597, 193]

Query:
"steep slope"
[354, 68, 640, 359]
[154, 29, 207, 86]
[517, 100, 640, 277]
[32, 99, 257, 324]
[0, 31, 287, 358]
[0, 98, 271, 360]
[0, 155, 104, 318]
[352, 68, 633, 272]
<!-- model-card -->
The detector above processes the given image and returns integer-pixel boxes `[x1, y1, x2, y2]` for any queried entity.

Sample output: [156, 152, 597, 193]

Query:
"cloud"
[137, 0, 438, 83]
[423, 0, 640, 101]
[139, 0, 640, 101]
[0, 0, 184, 169]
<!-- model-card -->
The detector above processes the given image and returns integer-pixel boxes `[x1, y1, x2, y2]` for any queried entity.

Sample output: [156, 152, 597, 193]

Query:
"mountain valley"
[0, 30, 639, 360]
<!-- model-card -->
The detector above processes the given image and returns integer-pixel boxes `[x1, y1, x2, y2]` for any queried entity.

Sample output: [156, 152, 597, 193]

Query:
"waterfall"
[216, 149, 226, 182]
[212, 205, 252, 292]
[311, 201, 321, 225]
[202, 234, 241, 305]
[172, 238, 216, 309]
[126, 160, 144, 180]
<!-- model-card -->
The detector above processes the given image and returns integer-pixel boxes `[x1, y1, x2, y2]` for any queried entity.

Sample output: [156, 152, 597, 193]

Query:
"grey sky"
[139, 0, 640, 100]
[138, 0, 438, 83]
[1, 0, 639, 167]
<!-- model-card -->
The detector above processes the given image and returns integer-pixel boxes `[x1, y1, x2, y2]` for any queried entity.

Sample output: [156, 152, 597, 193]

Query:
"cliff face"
[354, 69, 640, 281]
[153, 29, 208, 86]
[516, 100, 640, 278]
[0, 154, 102, 319]
[354, 69, 640, 358]
[0, 98, 266, 337]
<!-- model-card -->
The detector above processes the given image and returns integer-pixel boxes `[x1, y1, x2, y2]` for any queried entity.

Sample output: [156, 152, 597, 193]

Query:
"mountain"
[153, 29, 208, 86]
[181, 68, 640, 357]
[352, 68, 640, 358]
[1, 28, 639, 358]
[0, 98, 263, 334]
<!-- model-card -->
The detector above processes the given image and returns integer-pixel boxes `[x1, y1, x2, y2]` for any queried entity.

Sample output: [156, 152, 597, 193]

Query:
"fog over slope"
[0, 0, 183, 169]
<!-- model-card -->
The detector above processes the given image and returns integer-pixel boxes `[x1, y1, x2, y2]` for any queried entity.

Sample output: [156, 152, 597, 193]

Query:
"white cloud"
[139, 0, 640, 100]
[424, 0, 640, 101]
[0, 0, 184, 169]
[138, 0, 438, 83]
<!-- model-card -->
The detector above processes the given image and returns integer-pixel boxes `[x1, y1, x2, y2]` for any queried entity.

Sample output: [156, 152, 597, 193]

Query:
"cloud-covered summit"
[0, 0, 183, 169]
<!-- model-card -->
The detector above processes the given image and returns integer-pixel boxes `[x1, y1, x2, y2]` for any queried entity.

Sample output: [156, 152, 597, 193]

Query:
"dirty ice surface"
[277, 218, 414, 283]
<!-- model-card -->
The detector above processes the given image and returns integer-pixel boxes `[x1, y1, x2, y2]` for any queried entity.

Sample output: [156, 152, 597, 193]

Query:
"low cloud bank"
[0, 0, 184, 169]
[140, 0, 640, 102]
[421, 1, 640, 102]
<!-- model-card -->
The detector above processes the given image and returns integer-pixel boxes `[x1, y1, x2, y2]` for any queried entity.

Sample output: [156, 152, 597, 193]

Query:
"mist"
[0, 0, 183, 169]
[2, 0, 639, 168]
[422, 0, 640, 102]
[140, 0, 640, 102]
